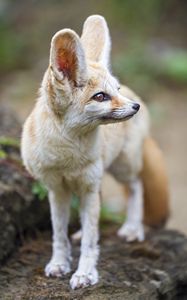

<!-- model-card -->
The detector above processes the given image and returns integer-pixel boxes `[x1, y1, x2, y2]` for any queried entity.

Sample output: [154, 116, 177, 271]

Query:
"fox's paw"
[45, 260, 71, 277]
[117, 222, 144, 242]
[70, 268, 98, 289]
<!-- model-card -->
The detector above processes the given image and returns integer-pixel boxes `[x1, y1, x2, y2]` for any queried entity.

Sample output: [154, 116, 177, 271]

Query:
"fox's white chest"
[38, 128, 100, 176]
[36, 136, 102, 194]
[42, 142, 91, 172]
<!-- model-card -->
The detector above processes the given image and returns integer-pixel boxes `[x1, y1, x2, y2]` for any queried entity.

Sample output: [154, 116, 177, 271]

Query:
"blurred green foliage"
[32, 181, 47, 201]
[114, 48, 187, 93]
[0, 23, 27, 72]
[101, 0, 163, 36]
[0, 149, 7, 159]
[0, 0, 187, 92]
[159, 52, 187, 83]
[100, 204, 125, 225]
[113, 45, 155, 94]
[0, 136, 20, 147]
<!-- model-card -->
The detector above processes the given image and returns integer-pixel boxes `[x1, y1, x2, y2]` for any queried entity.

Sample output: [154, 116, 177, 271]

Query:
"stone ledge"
[0, 229, 187, 299]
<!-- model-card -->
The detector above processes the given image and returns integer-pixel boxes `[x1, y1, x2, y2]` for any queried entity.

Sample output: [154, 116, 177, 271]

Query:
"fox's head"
[43, 15, 140, 132]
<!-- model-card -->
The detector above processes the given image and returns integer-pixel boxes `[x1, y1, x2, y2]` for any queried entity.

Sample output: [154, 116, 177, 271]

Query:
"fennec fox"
[21, 15, 169, 289]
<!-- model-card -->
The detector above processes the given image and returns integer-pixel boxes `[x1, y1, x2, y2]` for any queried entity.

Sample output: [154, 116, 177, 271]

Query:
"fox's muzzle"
[101, 101, 140, 122]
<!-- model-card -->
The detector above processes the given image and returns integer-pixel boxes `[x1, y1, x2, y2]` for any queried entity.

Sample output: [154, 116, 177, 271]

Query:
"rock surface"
[0, 107, 50, 263]
[0, 155, 50, 263]
[1, 229, 187, 299]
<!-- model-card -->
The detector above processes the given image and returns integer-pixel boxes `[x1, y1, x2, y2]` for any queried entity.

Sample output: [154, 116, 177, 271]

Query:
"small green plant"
[0, 137, 20, 147]
[100, 204, 125, 224]
[32, 181, 47, 200]
[0, 149, 7, 159]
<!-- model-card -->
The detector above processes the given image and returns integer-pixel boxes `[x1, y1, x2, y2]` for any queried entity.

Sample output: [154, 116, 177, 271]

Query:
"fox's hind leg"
[117, 178, 144, 241]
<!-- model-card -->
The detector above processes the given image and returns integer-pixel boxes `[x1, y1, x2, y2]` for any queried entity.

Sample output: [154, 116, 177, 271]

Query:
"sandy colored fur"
[81, 16, 111, 66]
[27, 113, 36, 143]
[141, 137, 170, 227]
[120, 85, 169, 227]
[21, 15, 170, 289]
[111, 97, 124, 109]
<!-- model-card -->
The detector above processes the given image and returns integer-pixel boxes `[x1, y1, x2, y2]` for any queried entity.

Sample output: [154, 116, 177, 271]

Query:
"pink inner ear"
[57, 47, 76, 80]
[57, 56, 70, 77]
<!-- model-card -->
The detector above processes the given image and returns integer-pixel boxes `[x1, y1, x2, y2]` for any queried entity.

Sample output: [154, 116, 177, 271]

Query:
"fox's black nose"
[132, 103, 140, 111]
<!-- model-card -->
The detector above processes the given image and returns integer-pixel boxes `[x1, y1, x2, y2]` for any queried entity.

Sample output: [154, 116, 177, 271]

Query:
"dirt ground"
[1, 228, 187, 300]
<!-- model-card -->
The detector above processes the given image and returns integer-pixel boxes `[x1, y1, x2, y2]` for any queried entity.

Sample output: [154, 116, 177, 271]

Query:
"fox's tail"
[141, 137, 170, 227]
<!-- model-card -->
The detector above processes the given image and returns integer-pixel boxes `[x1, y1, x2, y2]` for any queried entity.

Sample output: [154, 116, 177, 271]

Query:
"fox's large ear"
[50, 29, 87, 86]
[81, 15, 111, 68]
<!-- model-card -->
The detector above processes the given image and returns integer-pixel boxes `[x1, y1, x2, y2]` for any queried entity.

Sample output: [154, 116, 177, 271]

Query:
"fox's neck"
[62, 122, 101, 150]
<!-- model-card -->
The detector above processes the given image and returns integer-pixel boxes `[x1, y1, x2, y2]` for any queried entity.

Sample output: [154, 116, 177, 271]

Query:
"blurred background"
[0, 0, 187, 233]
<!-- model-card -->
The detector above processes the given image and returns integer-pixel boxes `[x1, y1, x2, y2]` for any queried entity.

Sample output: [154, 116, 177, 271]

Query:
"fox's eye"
[92, 92, 111, 102]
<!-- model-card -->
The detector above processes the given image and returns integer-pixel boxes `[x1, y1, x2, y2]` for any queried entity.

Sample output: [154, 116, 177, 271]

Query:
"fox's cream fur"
[21, 15, 169, 289]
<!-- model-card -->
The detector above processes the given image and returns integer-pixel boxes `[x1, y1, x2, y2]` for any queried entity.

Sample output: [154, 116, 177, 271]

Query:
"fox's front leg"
[45, 186, 72, 277]
[70, 191, 100, 289]
[118, 178, 144, 242]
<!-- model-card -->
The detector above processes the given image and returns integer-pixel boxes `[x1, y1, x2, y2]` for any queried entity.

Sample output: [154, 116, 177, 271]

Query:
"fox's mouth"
[101, 111, 137, 122]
